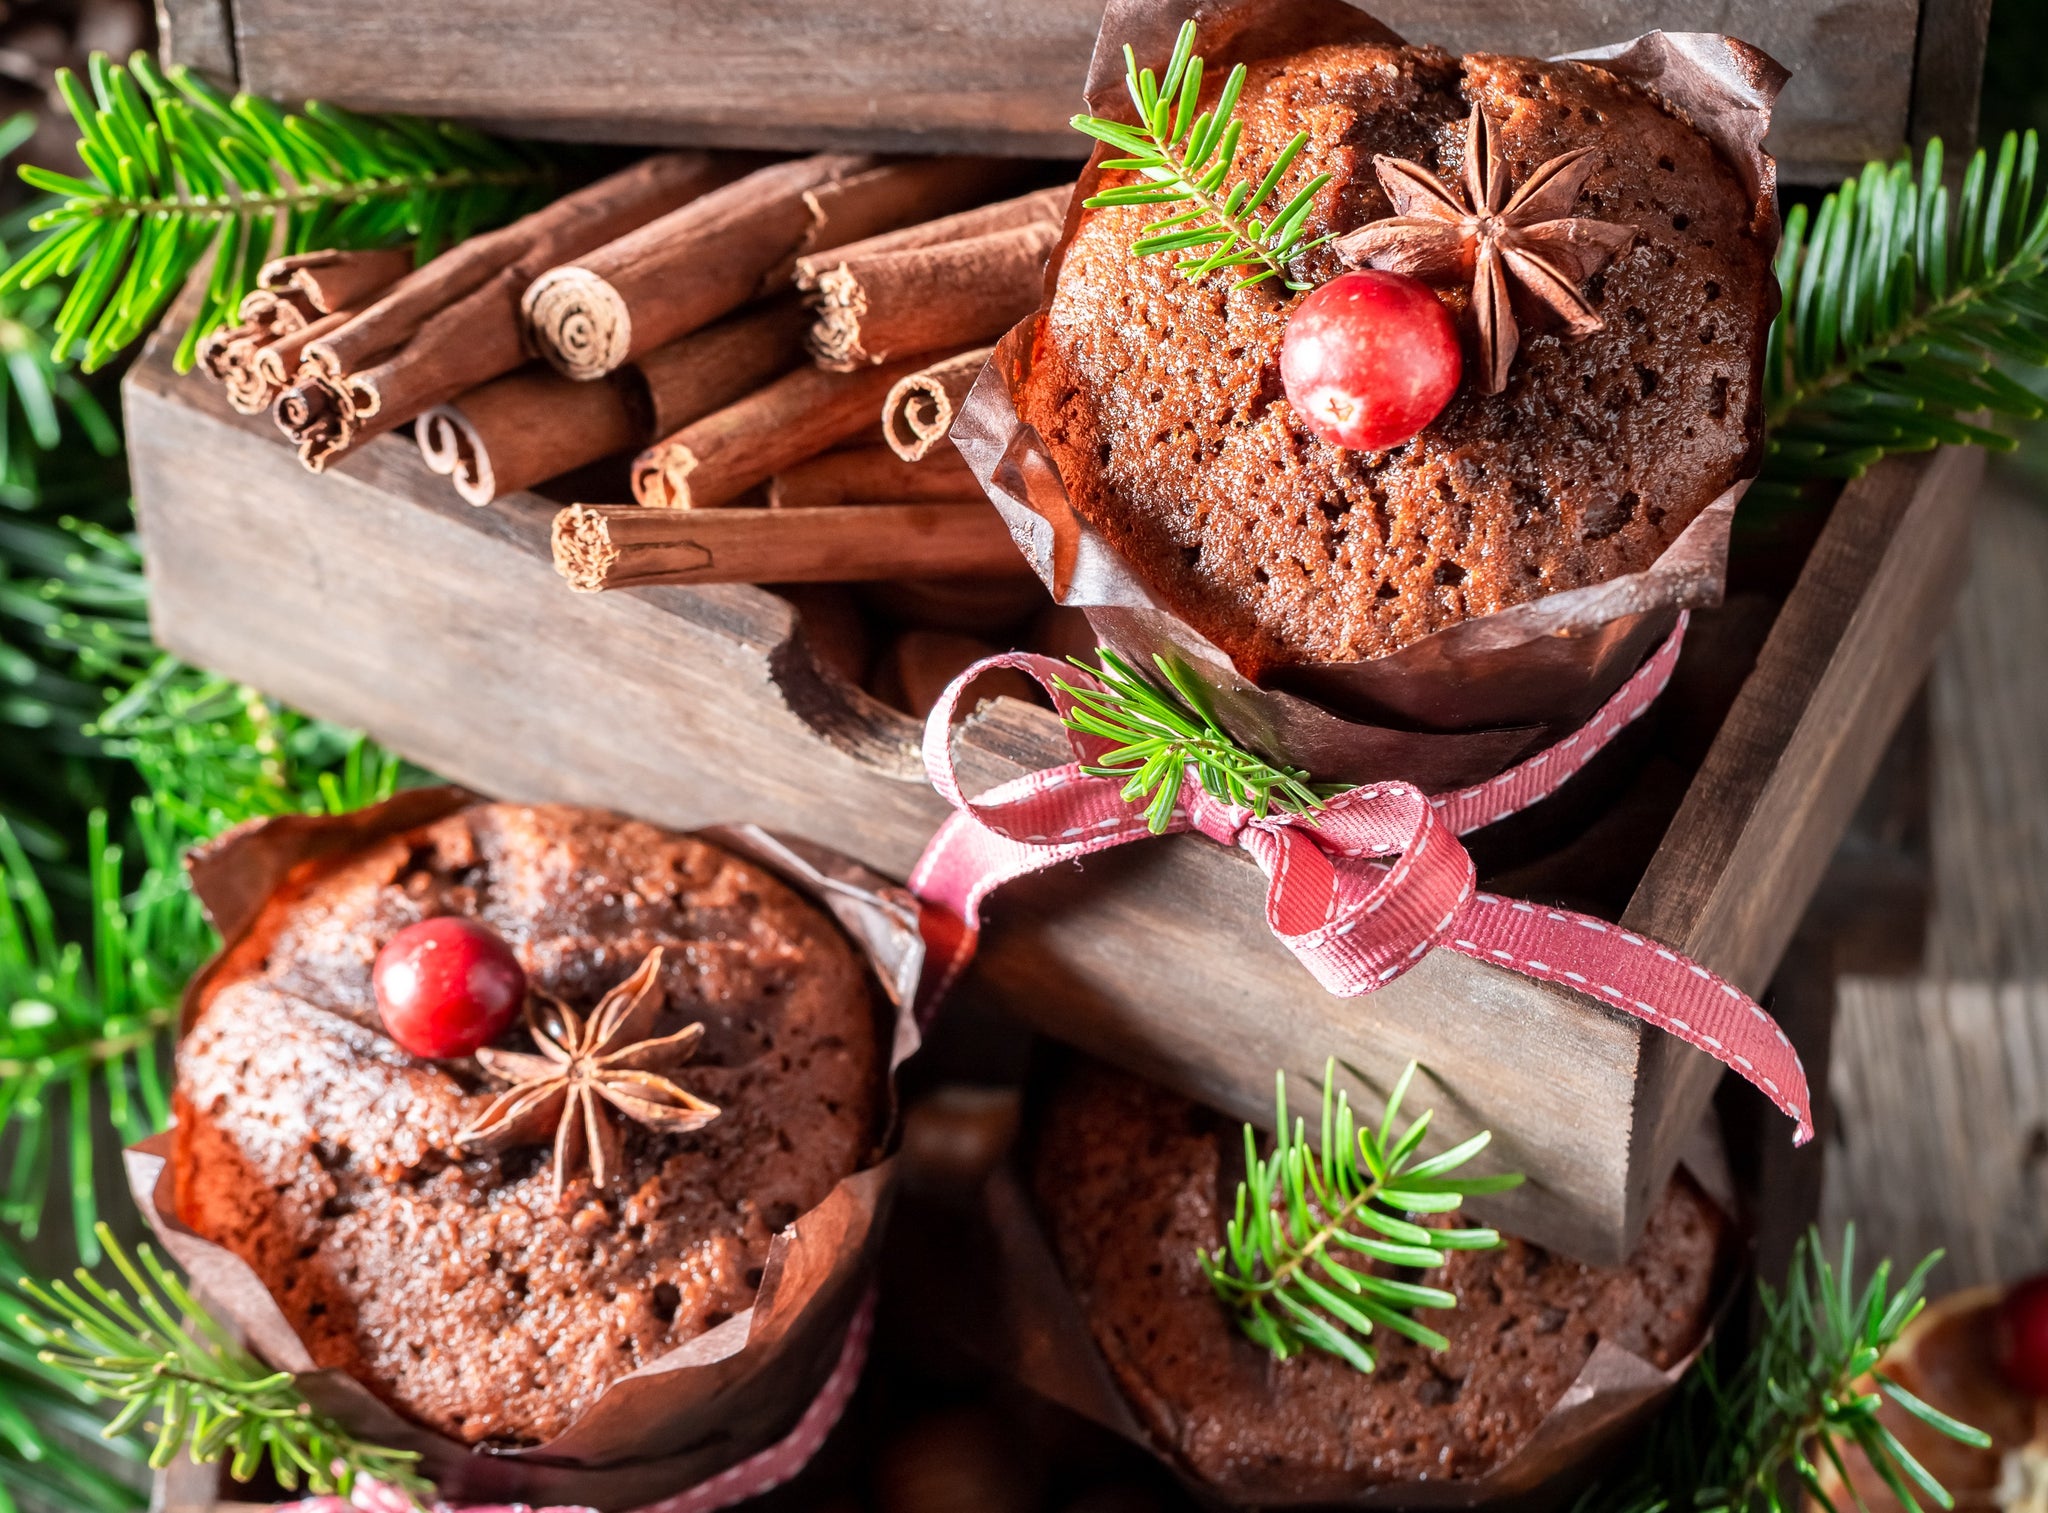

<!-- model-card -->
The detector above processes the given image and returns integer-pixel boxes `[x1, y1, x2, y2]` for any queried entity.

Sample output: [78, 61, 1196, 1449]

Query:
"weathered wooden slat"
[1620, 445, 1982, 1232]
[189, 0, 1963, 185]
[1910, 0, 1994, 160]
[125, 321, 1973, 1262]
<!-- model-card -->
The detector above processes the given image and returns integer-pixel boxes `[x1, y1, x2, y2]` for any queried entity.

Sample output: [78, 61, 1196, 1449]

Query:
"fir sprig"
[1759, 130, 2048, 501]
[0, 513, 408, 1261]
[0, 1235, 150, 1513]
[1578, 1229, 1991, 1513]
[1057, 646, 1335, 833]
[1202, 1060, 1523, 1372]
[14, 1225, 430, 1504]
[1071, 20, 1332, 290]
[1, 50, 557, 374]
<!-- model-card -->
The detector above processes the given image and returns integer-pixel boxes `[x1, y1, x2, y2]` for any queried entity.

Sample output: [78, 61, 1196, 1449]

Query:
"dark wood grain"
[126, 328, 1974, 1262]
[153, 0, 237, 91]
[195, 0, 1972, 186]
[1909, 0, 1993, 160]
[1620, 445, 1983, 1233]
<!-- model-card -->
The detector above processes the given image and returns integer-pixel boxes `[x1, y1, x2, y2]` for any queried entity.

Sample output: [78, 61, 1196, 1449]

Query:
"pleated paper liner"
[952, 0, 1787, 789]
[126, 788, 928, 1512]
[929, 1065, 1745, 1512]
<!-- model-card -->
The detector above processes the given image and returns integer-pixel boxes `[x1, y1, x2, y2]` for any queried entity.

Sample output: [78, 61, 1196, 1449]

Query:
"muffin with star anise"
[1020, 32, 1775, 677]
[170, 800, 881, 1449]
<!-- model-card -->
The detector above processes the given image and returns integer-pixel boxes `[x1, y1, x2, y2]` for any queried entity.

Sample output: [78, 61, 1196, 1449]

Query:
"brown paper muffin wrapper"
[952, 0, 1787, 789]
[954, 1110, 1740, 1511]
[125, 787, 929, 1513]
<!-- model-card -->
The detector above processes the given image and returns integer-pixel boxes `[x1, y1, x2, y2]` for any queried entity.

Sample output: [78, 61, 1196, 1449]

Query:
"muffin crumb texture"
[172, 804, 879, 1447]
[1033, 1061, 1726, 1500]
[1022, 44, 1770, 673]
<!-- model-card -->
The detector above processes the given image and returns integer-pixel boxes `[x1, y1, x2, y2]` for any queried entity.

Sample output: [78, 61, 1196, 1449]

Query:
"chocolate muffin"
[173, 804, 880, 1447]
[1033, 1061, 1726, 1500]
[1021, 43, 1772, 674]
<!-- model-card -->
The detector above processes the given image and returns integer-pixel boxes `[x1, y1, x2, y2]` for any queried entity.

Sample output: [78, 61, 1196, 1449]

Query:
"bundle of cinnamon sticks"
[191, 150, 1072, 594]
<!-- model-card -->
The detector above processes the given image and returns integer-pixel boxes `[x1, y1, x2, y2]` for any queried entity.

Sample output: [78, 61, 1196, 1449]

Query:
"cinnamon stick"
[766, 445, 978, 510]
[552, 501, 1024, 592]
[256, 309, 353, 391]
[798, 158, 1034, 266]
[883, 348, 993, 461]
[258, 246, 417, 316]
[791, 185, 1070, 289]
[197, 248, 415, 395]
[197, 290, 312, 391]
[310, 154, 729, 378]
[278, 152, 735, 472]
[418, 368, 645, 506]
[807, 221, 1056, 370]
[635, 297, 811, 438]
[523, 156, 1010, 381]
[413, 299, 809, 506]
[631, 353, 936, 509]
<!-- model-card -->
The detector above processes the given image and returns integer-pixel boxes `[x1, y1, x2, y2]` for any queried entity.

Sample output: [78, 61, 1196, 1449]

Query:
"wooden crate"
[153, 0, 1989, 185]
[125, 318, 1981, 1264]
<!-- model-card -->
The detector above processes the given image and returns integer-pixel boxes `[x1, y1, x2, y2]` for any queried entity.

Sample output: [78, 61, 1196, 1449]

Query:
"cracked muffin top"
[1021, 43, 1771, 674]
[173, 803, 879, 1447]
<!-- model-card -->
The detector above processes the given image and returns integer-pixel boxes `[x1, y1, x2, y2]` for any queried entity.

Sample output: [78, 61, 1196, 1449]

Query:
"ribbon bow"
[910, 616, 1812, 1144]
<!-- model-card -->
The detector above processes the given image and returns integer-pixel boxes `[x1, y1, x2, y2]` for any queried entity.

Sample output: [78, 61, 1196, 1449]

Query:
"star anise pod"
[1332, 106, 1635, 394]
[455, 947, 719, 1198]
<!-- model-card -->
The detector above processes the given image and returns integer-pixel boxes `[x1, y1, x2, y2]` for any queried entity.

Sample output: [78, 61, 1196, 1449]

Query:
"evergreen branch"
[1759, 130, 2048, 504]
[1200, 1059, 1523, 1372]
[1071, 20, 1332, 290]
[0, 1239, 150, 1513]
[1057, 646, 1337, 833]
[0, 517, 411, 1260]
[2, 50, 558, 374]
[13, 1225, 430, 1505]
[1576, 1228, 1992, 1513]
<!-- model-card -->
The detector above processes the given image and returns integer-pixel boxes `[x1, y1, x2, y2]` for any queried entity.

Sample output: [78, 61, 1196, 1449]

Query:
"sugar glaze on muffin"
[1022, 43, 1772, 674]
[173, 804, 879, 1447]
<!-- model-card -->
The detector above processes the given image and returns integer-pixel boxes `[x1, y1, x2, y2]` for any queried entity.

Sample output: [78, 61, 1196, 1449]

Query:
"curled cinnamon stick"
[278, 153, 734, 472]
[766, 445, 978, 510]
[523, 156, 1008, 381]
[413, 299, 809, 506]
[635, 298, 811, 438]
[255, 309, 353, 391]
[883, 348, 993, 462]
[258, 246, 417, 316]
[197, 289, 312, 394]
[309, 154, 728, 379]
[807, 221, 1056, 370]
[419, 369, 645, 506]
[631, 353, 934, 509]
[552, 501, 1023, 592]
[791, 185, 1070, 289]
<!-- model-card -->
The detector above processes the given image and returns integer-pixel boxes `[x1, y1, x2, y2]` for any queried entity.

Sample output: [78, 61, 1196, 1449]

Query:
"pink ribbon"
[278, 1288, 876, 1513]
[909, 615, 1812, 1144]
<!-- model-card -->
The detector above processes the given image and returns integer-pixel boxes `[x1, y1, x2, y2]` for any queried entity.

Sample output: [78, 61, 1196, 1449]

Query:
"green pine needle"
[14, 1224, 430, 1504]
[1201, 1059, 1523, 1371]
[1759, 130, 2048, 504]
[1071, 20, 1332, 290]
[1576, 1228, 1991, 1513]
[1057, 646, 1338, 833]
[4, 50, 558, 374]
[0, 1232, 150, 1513]
[0, 516, 410, 1260]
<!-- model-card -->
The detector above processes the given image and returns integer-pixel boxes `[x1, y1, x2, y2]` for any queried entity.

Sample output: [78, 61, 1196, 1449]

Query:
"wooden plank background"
[1821, 478, 2048, 1289]
[159, 0, 1979, 184]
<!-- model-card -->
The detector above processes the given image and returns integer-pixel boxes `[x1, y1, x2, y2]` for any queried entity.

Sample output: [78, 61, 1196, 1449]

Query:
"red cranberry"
[372, 917, 526, 1059]
[1995, 1272, 2048, 1396]
[1280, 270, 1461, 451]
